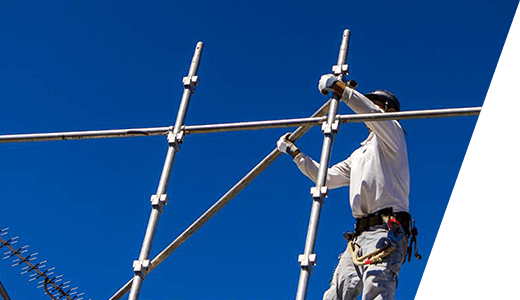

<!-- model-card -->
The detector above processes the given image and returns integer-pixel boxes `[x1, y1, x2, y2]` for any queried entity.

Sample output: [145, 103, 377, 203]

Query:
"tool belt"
[355, 207, 411, 236]
[345, 207, 421, 265]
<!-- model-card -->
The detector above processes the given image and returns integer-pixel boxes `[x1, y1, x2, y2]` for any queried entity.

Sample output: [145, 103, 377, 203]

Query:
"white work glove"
[277, 133, 301, 159]
[318, 74, 340, 95]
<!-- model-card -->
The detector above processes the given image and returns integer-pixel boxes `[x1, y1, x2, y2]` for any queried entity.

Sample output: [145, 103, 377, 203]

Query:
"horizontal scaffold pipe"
[0, 107, 481, 144]
[182, 107, 481, 134]
[0, 127, 172, 143]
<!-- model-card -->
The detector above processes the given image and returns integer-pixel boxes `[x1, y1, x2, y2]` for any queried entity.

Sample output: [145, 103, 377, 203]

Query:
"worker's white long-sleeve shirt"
[293, 88, 410, 218]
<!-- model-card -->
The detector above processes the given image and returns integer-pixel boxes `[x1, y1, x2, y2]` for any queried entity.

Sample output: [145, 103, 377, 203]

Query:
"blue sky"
[0, 1, 518, 300]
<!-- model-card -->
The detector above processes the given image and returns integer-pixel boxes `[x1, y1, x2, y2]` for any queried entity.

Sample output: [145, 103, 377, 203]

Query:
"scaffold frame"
[0, 29, 481, 300]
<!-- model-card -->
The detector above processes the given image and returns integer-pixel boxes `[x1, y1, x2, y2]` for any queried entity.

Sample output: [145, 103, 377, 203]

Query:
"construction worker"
[277, 74, 414, 300]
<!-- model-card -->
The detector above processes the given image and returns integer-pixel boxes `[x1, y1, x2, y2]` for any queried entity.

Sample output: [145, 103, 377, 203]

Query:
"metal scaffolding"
[0, 29, 481, 300]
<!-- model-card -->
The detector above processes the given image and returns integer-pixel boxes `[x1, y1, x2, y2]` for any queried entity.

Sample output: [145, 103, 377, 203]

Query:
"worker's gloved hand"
[277, 133, 301, 159]
[318, 74, 340, 95]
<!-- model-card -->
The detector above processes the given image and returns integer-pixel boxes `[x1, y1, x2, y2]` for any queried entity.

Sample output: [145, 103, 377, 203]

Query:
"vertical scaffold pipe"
[127, 42, 204, 300]
[295, 29, 350, 300]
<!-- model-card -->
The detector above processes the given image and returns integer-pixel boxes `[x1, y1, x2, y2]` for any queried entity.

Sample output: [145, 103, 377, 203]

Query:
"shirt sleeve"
[293, 152, 351, 189]
[341, 87, 405, 152]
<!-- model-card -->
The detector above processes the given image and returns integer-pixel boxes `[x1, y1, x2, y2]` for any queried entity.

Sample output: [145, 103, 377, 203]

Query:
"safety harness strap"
[347, 208, 421, 265]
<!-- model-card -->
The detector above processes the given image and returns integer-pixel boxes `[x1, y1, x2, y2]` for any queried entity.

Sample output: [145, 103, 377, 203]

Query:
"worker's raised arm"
[342, 87, 404, 152]
[319, 75, 405, 152]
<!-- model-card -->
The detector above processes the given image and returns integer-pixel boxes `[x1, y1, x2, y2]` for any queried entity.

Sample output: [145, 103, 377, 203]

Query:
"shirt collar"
[361, 131, 375, 146]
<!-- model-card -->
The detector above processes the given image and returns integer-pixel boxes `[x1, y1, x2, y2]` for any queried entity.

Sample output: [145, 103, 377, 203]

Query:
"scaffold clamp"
[332, 64, 349, 76]
[321, 119, 340, 135]
[150, 194, 169, 213]
[167, 130, 185, 150]
[310, 186, 328, 201]
[298, 253, 317, 269]
[133, 259, 150, 277]
[183, 75, 199, 93]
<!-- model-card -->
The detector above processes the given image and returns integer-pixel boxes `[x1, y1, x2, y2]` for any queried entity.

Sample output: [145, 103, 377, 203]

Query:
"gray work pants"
[322, 225, 407, 300]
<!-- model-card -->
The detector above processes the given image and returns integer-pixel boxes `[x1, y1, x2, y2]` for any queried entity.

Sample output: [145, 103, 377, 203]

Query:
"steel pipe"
[182, 116, 326, 134]
[338, 107, 481, 123]
[183, 107, 481, 134]
[0, 107, 481, 144]
[0, 127, 171, 143]
[127, 41, 204, 300]
[295, 28, 350, 300]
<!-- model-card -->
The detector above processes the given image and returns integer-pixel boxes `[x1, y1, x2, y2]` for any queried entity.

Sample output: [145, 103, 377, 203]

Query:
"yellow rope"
[348, 240, 396, 266]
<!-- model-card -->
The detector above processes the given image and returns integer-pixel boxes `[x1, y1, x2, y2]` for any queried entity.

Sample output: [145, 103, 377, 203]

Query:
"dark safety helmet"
[364, 90, 401, 112]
